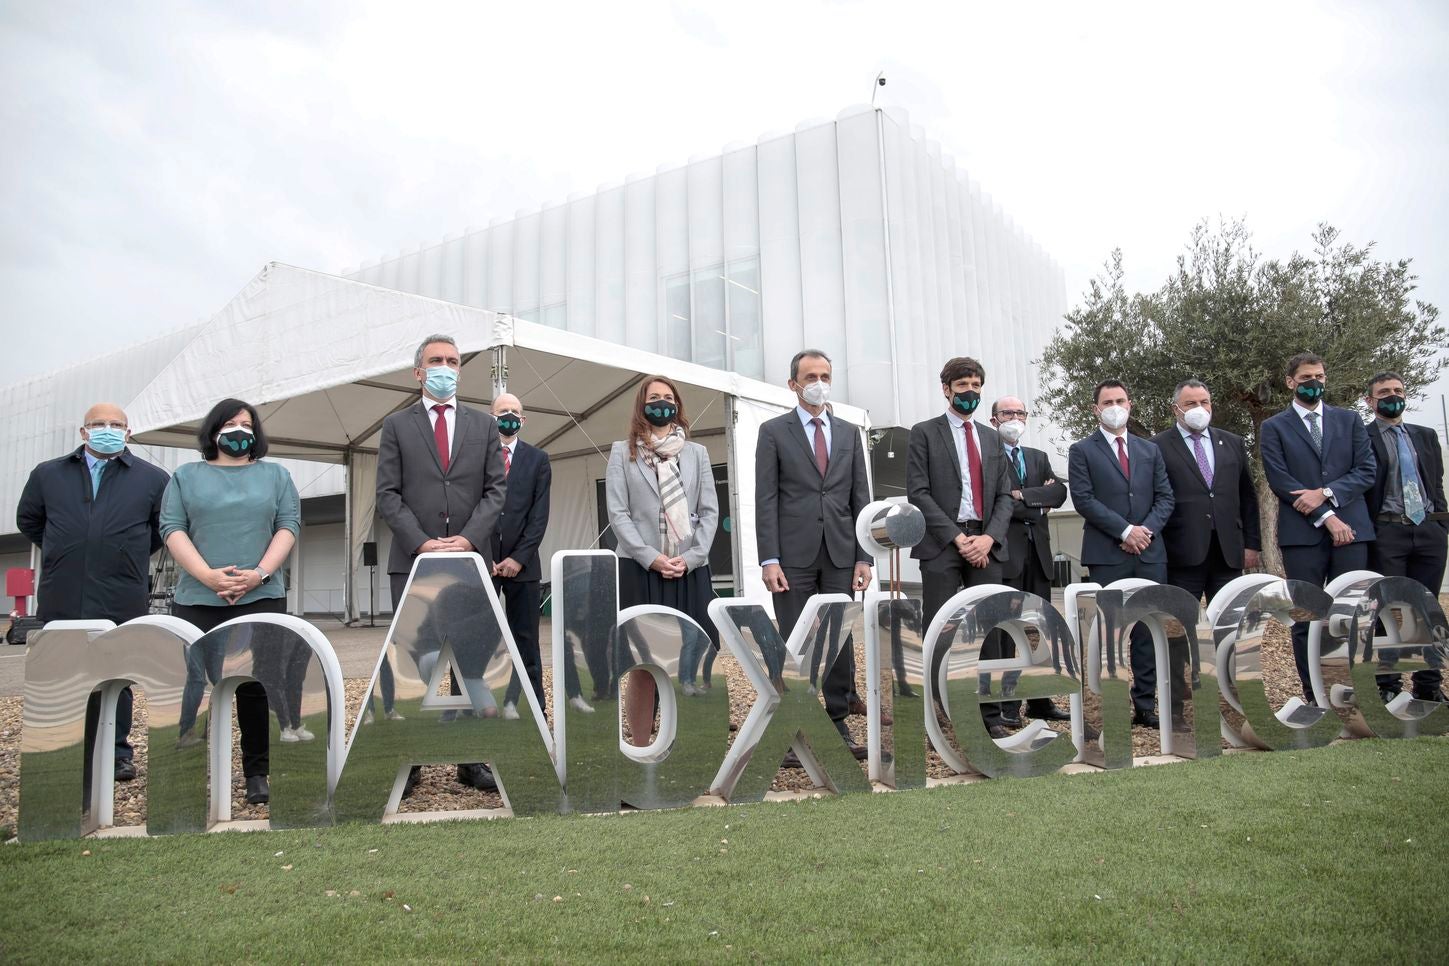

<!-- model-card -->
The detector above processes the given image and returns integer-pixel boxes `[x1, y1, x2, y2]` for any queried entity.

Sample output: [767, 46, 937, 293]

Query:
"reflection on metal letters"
[866, 593, 925, 789]
[1115, 583, 1213, 760]
[1306, 571, 1383, 737]
[334, 553, 560, 822]
[611, 606, 729, 809]
[1216, 578, 1341, 750]
[20, 618, 199, 841]
[1070, 587, 1132, 770]
[183, 615, 344, 829]
[924, 588, 1080, 779]
[551, 551, 621, 814]
[1347, 577, 1449, 739]
[708, 597, 871, 803]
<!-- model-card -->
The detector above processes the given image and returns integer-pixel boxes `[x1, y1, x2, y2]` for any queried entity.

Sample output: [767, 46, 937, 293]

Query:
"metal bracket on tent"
[491, 345, 508, 395]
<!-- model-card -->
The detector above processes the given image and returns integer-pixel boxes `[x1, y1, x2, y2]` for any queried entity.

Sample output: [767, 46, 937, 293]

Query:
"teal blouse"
[159, 460, 301, 607]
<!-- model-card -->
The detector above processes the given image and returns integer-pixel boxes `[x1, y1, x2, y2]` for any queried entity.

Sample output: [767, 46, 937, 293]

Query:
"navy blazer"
[1067, 431, 1175, 566]
[16, 446, 170, 622]
[1260, 404, 1376, 547]
[491, 439, 551, 583]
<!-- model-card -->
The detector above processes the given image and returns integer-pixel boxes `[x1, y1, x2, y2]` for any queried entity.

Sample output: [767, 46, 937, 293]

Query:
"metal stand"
[368, 564, 377, 627]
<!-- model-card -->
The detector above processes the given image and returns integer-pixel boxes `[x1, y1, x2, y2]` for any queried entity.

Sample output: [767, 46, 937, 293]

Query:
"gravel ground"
[1, 609, 1439, 838]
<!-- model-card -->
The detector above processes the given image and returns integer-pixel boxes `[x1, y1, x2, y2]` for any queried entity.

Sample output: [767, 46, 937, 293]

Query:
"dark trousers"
[1370, 519, 1448, 696]
[920, 524, 1006, 726]
[1280, 535, 1369, 699]
[497, 576, 544, 709]
[1087, 557, 1168, 717]
[989, 532, 1063, 724]
[172, 598, 286, 779]
[1166, 533, 1243, 715]
[774, 544, 857, 737]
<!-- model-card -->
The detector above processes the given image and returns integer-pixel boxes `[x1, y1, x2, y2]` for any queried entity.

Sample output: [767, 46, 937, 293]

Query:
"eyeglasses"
[84, 421, 128, 431]
[995, 410, 1028, 419]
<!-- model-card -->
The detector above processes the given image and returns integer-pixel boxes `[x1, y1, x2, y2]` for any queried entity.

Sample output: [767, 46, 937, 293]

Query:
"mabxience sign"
[17, 552, 1448, 841]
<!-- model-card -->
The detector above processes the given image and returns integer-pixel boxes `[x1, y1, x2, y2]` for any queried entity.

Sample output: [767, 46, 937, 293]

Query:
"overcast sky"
[3, 0, 1446, 423]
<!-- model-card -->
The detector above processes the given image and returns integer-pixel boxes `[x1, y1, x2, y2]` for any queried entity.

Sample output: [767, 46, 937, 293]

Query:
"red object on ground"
[6, 568, 34, 617]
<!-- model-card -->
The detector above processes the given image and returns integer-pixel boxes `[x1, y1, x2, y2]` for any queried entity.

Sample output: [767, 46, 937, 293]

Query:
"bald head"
[990, 396, 1027, 422]
[80, 403, 131, 457]
[492, 393, 524, 439]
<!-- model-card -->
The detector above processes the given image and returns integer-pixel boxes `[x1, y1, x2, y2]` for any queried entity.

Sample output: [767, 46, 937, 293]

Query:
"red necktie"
[1116, 436, 1129, 478]
[503, 446, 512, 477]
[810, 417, 828, 477]
[433, 404, 451, 472]
[963, 422, 984, 516]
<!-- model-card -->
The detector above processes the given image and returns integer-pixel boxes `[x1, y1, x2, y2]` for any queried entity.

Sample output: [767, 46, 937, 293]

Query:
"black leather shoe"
[1379, 688, 1399, 705]
[1131, 712, 1160, 729]
[987, 724, 1010, 739]
[998, 709, 1024, 728]
[456, 763, 499, 793]
[847, 742, 869, 761]
[1412, 689, 1448, 703]
[245, 775, 270, 805]
[780, 750, 803, 770]
[114, 760, 137, 782]
[1029, 704, 1072, 722]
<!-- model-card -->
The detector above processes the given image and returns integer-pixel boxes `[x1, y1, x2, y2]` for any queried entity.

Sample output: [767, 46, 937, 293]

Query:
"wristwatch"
[1321, 487, 1334, 503]
[254, 566, 272, 585]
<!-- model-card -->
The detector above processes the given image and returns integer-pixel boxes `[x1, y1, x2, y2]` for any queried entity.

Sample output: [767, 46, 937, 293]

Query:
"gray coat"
[605, 439, 718, 572]
[906, 414, 1014, 563]
[376, 400, 507, 575]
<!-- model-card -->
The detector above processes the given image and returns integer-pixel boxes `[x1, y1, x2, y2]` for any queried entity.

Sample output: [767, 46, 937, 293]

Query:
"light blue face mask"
[424, 366, 458, 400]
[86, 427, 126, 455]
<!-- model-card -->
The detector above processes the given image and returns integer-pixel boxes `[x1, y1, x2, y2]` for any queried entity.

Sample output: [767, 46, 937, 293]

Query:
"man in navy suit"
[1362, 371, 1447, 703]
[490, 393, 553, 722]
[1260, 352, 1376, 702]
[1068, 379, 1175, 727]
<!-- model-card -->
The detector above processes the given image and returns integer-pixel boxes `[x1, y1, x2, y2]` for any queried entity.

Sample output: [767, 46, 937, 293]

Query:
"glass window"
[665, 274, 691, 361]
[691, 267, 727, 371]
[725, 258, 762, 379]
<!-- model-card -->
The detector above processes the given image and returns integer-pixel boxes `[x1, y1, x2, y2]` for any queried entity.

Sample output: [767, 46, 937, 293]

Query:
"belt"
[1377, 512, 1418, 526]
[957, 520, 985, 535]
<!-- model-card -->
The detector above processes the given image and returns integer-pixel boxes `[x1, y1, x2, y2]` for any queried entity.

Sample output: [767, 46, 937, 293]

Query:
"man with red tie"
[376, 333, 507, 794]
[905, 357, 1015, 736]
[1067, 379, 1175, 728]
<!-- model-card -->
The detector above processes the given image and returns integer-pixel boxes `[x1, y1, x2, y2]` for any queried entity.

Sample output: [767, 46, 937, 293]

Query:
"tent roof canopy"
[126, 263, 869, 463]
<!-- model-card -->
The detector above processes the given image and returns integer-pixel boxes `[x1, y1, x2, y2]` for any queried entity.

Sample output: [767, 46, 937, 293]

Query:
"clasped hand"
[204, 565, 258, 605]
[1119, 525, 1153, 555]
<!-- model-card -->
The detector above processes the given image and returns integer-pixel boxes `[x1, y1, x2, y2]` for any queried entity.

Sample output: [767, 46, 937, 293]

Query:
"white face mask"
[1181, 407, 1211, 432]
[800, 381, 830, 408]
[996, 419, 1025, 444]
[1099, 404, 1129, 432]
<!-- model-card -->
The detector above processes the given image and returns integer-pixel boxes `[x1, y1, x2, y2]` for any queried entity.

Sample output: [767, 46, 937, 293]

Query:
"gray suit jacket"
[906, 414, 1013, 562]
[376, 399, 507, 575]
[755, 408, 872, 570]
[606, 439, 719, 571]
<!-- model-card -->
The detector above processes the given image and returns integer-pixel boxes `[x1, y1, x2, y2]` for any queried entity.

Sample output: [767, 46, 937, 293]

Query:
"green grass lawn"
[4, 738, 1447, 963]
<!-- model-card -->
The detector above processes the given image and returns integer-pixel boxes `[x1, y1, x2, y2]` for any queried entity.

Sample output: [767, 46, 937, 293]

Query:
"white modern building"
[0, 106, 1067, 619]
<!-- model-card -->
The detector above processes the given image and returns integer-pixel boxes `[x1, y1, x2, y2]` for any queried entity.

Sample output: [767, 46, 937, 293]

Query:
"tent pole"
[724, 395, 744, 597]
[342, 447, 354, 625]
[491, 345, 508, 395]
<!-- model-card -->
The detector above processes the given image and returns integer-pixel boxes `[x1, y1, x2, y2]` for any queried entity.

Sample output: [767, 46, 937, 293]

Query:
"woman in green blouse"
[162, 398, 301, 806]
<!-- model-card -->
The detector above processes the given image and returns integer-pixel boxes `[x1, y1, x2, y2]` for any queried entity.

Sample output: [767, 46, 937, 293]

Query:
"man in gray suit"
[906, 357, 1014, 736]
[756, 349, 873, 756]
[376, 333, 507, 793]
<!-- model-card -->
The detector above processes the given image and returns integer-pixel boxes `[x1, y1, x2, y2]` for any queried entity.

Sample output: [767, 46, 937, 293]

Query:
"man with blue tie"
[1067, 380, 1175, 727]
[1362, 371, 1447, 703]
[1260, 352, 1377, 702]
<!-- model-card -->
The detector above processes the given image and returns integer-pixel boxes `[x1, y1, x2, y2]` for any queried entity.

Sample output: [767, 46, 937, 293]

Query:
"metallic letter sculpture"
[333, 553, 560, 822]
[1346, 576, 1449, 739]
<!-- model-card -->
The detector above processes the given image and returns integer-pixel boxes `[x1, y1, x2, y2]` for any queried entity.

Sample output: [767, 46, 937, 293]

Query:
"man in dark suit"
[377, 334, 507, 793]
[1151, 379, 1262, 602]
[1067, 379, 1175, 727]
[1363, 371, 1447, 703]
[489, 393, 553, 722]
[987, 394, 1072, 728]
[756, 348, 873, 757]
[1260, 352, 1376, 702]
[17, 402, 169, 793]
[905, 357, 1013, 736]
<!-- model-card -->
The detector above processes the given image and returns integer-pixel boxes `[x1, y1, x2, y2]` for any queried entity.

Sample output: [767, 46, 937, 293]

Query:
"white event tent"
[123, 263, 873, 621]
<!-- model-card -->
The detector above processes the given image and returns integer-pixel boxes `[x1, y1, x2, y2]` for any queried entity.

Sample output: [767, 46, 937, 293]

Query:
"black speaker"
[362, 541, 378, 567]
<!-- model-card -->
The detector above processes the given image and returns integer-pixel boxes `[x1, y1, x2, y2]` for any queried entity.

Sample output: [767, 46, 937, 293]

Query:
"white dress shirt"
[944, 409, 982, 522]
[1098, 426, 1136, 541]
[424, 393, 457, 453]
